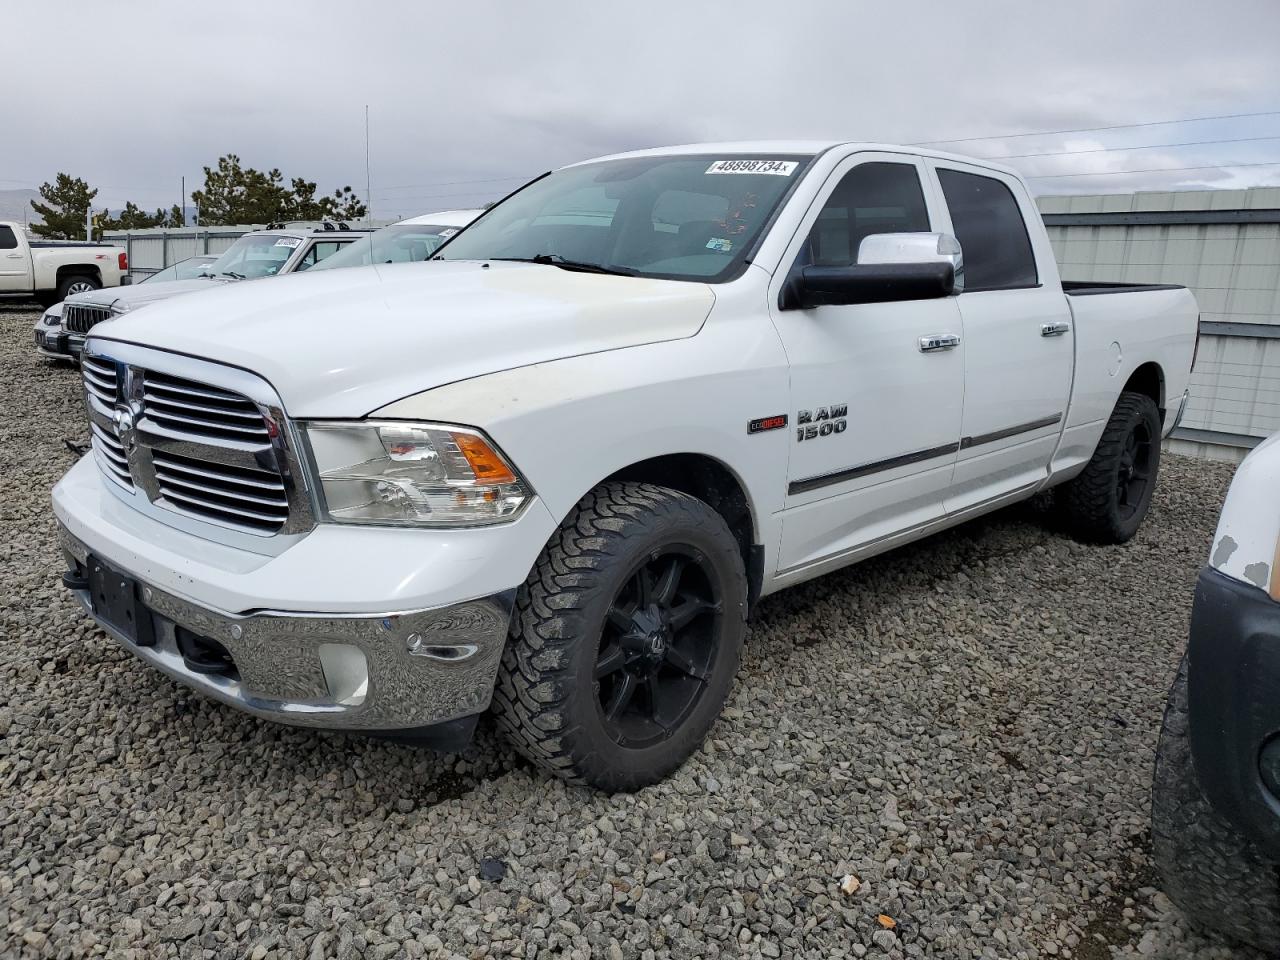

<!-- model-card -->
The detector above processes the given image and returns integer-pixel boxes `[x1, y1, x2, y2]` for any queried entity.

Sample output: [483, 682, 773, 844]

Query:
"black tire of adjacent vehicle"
[1151, 655, 1280, 953]
[1057, 390, 1161, 544]
[490, 481, 748, 792]
[55, 273, 100, 301]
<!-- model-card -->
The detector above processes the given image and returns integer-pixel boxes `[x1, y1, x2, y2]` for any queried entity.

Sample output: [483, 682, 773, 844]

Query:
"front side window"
[436, 154, 813, 282]
[0, 225, 17, 250]
[206, 234, 300, 279]
[799, 162, 931, 267]
[310, 224, 466, 271]
[937, 169, 1038, 292]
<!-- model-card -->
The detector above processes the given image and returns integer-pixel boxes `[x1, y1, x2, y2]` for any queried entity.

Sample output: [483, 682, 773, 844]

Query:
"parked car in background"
[34, 224, 367, 361]
[1153, 432, 1280, 953]
[139, 254, 219, 285]
[308, 210, 481, 271]
[0, 220, 128, 307]
[54, 141, 1197, 791]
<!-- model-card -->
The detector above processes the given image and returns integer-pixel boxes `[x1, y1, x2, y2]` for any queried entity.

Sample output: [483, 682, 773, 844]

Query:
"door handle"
[1041, 321, 1070, 337]
[4, 253, 23, 259]
[919, 333, 960, 353]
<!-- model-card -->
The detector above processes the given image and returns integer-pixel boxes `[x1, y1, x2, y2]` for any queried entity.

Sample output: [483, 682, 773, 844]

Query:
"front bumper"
[33, 326, 77, 361]
[59, 521, 515, 740]
[1188, 565, 1280, 857]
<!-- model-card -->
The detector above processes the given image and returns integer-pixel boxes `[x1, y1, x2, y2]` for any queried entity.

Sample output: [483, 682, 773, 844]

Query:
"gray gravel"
[0, 301, 1260, 959]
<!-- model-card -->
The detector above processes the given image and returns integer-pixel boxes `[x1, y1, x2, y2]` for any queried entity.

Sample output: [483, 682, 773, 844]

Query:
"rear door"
[771, 153, 965, 575]
[0, 225, 33, 292]
[925, 162, 1073, 513]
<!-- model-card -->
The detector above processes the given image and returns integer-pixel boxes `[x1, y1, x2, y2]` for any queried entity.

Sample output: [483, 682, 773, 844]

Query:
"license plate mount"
[87, 556, 156, 647]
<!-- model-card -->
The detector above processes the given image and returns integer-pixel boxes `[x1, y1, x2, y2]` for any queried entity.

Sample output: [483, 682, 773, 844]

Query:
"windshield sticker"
[706, 237, 733, 252]
[437, 228, 459, 238]
[273, 237, 302, 248]
[706, 159, 797, 176]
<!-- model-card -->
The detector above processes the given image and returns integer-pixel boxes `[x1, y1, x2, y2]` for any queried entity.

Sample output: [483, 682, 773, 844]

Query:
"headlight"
[42, 307, 62, 327]
[303, 421, 531, 526]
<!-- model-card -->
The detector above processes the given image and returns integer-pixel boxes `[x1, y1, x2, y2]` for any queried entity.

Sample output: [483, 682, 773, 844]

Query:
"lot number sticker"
[706, 159, 797, 176]
[273, 237, 302, 248]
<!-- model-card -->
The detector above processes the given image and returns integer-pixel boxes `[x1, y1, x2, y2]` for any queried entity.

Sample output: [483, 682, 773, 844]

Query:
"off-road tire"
[55, 273, 100, 302]
[1057, 391, 1161, 544]
[1151, 654, 1280, 952]
[491, 481, 747, 792]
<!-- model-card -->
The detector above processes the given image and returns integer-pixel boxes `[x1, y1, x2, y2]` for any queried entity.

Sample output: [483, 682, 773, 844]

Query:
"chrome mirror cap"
[857, 232, 964, 295]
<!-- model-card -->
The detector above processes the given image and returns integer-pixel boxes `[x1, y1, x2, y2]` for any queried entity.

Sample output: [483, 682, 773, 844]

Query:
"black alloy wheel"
[594, 546, 722, 749]
[1116, 418, 1154, 520]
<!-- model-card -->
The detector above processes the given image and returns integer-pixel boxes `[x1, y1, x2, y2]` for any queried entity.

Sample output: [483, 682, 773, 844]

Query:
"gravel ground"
[0, 301, 1259, 959]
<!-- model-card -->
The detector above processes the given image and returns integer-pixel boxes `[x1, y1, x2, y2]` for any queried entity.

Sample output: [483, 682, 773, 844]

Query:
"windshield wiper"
[218, 270, 246, 280]
[493, 254, 636, 277]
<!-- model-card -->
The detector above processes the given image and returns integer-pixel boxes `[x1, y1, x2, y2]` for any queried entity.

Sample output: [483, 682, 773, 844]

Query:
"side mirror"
[779, 232, 964, 310]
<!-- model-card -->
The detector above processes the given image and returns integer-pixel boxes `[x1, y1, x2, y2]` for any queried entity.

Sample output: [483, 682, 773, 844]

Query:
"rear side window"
[801, 162, 930, 267]
[0, 226, 16, 250]
[937, 169, 1038, 291]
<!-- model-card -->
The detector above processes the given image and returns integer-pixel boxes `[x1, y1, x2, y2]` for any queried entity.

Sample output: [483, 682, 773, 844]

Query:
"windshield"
[310, 223, 465, 271]
[202, 234, 300, 279]
[142, 256, 217, 284]
[436, 154, 812, 282]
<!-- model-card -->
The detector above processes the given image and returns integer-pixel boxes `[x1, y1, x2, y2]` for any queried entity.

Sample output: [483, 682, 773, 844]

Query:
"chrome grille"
[82, 355, 118, 406]
[152, 450, 289, 533]
[143, 371, 271, 444]
[64, 303, 113, 334]
[90, 421, 133, 489]
[79, 344, 311, 538]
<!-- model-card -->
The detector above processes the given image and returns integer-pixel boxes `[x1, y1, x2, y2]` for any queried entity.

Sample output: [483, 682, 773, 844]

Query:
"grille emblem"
[112, 402, 141, 454]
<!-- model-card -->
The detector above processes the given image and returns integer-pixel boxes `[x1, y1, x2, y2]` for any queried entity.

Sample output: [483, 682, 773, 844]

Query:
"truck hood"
[90, 260, 716, 416]
[68, 275, 233, 312]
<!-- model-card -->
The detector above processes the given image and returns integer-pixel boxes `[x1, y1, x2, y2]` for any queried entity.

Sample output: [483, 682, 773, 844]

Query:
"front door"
[0, 225, 32, 292]
[770, 155, 965, 575]
[928, 163, 1073, 513]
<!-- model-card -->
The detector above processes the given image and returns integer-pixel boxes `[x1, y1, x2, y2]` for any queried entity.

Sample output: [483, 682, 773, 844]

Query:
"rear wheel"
[1152, 655, 1280, 952]
[491, 482, 747, 792]
[56, 274, 100, 301]
[1056, 390, 1161, 543]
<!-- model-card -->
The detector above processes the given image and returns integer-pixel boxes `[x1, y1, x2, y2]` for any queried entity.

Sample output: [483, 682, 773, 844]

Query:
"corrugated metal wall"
[1038, 187, 1280, 462]
[102, 226, 258, 277]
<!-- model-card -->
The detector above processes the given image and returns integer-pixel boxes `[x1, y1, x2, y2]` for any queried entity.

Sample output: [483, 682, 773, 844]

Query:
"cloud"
[3, 0, 1279, 213]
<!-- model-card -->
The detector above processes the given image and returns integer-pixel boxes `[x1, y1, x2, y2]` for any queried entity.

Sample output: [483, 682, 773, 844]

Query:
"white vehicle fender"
[1209, 432, 1280, 594]
[372, 295, 791, 575]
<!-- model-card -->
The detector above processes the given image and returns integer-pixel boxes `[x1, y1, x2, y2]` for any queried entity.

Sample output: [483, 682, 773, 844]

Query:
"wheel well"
[1123, 361, 1165, 413]
[56, 265, 101, 286]
[604, 454, 763, 610]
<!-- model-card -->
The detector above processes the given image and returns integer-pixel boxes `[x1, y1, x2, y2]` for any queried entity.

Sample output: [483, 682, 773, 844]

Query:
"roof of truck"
[396, 210, 483, 227]
[571, 141, 1020, 178]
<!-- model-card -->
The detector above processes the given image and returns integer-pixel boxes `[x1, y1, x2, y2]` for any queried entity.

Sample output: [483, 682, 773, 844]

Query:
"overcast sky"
[4, 0, 1280, 218]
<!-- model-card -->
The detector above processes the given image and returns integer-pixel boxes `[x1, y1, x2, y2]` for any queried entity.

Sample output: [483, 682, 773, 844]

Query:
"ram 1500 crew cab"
[52, 142, 1198, 791]
[0, 220, 128, 306]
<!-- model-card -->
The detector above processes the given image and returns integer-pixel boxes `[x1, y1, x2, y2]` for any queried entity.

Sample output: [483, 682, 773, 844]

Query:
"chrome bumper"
[59, 522, 515, 733]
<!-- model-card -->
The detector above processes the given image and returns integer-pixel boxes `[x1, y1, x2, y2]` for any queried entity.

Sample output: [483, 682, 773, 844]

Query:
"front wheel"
[1056, 390, 1161, 543]
[56, 274, 101, 301]
[491, 482, 748, 792]
[1152, 655, 1280, 952]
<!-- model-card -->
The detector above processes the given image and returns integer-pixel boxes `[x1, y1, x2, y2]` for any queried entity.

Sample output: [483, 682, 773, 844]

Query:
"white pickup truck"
[0, 220, 128, 306]
[52, 141, 1198, 791]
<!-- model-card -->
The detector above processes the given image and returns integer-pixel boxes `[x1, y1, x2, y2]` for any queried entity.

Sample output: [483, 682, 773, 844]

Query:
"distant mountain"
[0, 189, 41, 226]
